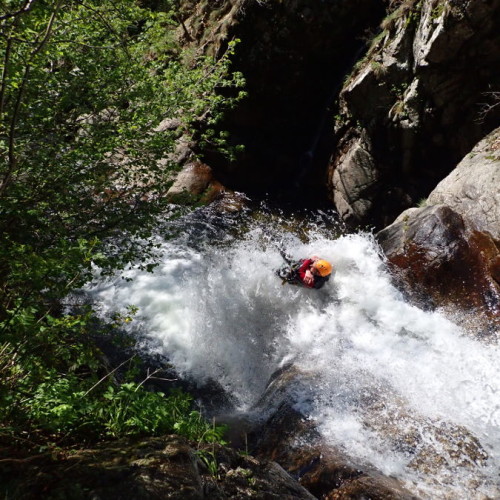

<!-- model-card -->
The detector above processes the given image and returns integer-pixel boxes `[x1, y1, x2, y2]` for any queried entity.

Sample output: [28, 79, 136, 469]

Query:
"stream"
[88, 199, 500, 499]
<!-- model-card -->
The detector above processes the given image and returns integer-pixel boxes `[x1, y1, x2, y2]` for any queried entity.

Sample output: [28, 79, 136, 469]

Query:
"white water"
[89, 204, 500, 499]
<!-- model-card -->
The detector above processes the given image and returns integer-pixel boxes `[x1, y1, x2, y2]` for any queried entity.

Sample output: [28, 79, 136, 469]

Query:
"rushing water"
[89, 200, 500, 499]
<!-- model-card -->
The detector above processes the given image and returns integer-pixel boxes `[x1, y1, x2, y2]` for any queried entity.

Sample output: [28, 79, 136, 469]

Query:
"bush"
[0, 0, 240, 450]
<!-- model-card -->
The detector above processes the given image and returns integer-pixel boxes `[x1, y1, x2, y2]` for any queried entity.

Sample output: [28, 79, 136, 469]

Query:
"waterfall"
[88, 202, 500, 499]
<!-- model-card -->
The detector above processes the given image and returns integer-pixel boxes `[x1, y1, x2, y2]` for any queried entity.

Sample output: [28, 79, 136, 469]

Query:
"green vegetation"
[431, 1, 449, 21]
[0, 0, 242, 450]
[345, 0, 425, 86]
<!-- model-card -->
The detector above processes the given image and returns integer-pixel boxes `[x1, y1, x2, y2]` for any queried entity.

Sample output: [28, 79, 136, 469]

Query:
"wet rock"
[210, 191, 251, 213]
[377, 204, 500, 326]
[361, 392, 489, 489]
[248, 364, 494, 499]
[331, 0, 500, 227]
[249, 365, 419, 500]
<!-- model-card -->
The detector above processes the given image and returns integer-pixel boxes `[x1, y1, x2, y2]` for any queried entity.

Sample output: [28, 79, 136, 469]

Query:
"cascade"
[88, 201, 500, 499]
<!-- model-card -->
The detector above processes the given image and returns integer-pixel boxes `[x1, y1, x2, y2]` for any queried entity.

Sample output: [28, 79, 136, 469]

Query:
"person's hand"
[304, 269, 314, 285]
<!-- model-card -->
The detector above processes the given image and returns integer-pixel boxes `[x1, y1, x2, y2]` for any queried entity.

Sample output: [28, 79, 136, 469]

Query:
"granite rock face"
[427, 128, 500, 239]
[377, 203, 500, 327]
[180, 0, 386, 198]
[166, 161, 225, 205]
[174, 1, 500, 223]
[247, 364, 489, 499]
[249, 365, 419, 500]
[330, 0, 500, 227]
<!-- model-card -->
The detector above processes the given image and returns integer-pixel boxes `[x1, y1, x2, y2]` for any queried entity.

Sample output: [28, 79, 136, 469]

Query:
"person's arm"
[298, 259, 315, 287]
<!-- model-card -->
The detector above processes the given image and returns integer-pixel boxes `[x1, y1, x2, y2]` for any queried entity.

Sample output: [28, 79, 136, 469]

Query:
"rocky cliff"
[177, 0, 500, 225]
[0, 435, 315, 499]
[179, 0, 387, 200]
[330, 0, 500, 227]
[175, 0, 500, 322]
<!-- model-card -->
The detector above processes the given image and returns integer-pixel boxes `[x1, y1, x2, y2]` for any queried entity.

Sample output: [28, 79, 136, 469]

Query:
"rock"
[0, 435, 315, 499]
[376, 128, 500, 328]
[154, 117, 183, 132]
[204, 448, 317, 499]
[360, 391, 489, 484]
[1, 436, 204, 500]
[427, 127, 500, 239]
[210, 191, 250, 213]
[330, 0, 500, 227]
[330, 133, 379, 223]
[166, 161, 225, 204]
[248, 364, 493, 499]
[377, 204, 500, 327]
[248, 365, 419, 500]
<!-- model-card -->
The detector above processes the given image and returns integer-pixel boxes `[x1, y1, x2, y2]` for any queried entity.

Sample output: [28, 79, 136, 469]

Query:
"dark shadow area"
[199, 0, 387, 203]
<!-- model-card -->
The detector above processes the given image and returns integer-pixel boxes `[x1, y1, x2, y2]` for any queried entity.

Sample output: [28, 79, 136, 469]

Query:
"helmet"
[314, 259, 332, 277]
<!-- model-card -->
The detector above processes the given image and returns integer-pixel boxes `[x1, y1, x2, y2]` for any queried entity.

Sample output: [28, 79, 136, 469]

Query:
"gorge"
[2, 0, 499, 498]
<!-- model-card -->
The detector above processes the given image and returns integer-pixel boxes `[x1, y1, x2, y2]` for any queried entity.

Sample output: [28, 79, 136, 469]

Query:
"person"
[277, 255, 333, 289]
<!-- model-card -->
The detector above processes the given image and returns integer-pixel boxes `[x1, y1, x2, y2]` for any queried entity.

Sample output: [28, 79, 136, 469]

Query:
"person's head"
[312, 259, 332, 277]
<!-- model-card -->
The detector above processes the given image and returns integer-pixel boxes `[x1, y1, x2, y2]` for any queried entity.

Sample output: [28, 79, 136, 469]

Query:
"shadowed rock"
[180, 0, 386, 199]
[0, 435, 316, 499]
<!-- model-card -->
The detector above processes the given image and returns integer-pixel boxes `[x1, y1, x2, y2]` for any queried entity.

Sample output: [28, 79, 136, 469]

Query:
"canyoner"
[276, 254, 333, 289]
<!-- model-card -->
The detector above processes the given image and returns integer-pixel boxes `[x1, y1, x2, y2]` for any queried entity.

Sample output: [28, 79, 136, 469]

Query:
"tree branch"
[476, 91, 500, 123]
[0, 0, 64, 198]
[81, 355, 136, 397]
[0, 34, 13, 121]
[134, 367, 177, 392]
[0, 0, 37, 21]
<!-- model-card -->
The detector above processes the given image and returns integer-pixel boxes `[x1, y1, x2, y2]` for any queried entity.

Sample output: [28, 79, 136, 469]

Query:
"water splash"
[88, 203, 500, 499]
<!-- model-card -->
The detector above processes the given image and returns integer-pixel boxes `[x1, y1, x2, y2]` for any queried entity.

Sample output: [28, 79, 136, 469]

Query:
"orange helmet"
[314, 259, 332, 277]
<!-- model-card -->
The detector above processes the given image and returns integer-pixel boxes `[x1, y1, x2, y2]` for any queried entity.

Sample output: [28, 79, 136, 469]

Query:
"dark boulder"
[248, 365, 420, 500]
[377, 204, 500, 328]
